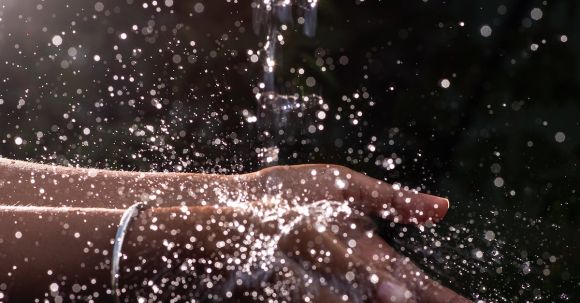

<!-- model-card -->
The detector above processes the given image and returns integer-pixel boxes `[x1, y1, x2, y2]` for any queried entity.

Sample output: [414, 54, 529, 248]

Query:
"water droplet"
[51, 35, 63, 46]
[530, 8, 543, 21]
[94, 2, 104, 12]
[484, 230, 495, 241]
[306, 77, 316, 87]
[555, 131, 565, 143]
[49, 282, 59, 292]
[194, 2, 204, 13]
[480, 25, 492, 37]
[67, 47, 77, 57]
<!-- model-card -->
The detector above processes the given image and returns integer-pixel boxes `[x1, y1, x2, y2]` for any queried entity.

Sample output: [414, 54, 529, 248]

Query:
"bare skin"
[0, 159, 447, 223]
[0, 158, 469, 302]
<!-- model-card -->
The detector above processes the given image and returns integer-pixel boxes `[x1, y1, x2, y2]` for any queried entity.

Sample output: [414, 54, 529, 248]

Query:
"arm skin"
[0, 158, 237, 209]
[0, 158, 449, 224]
[0, 205, 469, 303]
[0, 206, 123, 302]
[0, 206, 385, 302]
[0, 205, 285, 302]
[0, 159, 470, 302]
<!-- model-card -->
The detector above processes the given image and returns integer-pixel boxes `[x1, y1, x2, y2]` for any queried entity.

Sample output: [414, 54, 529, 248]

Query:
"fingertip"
[420, 196, 449, 224]
[435, 197, 450, 220]
[377, 281, 413, 303]
[414, 279, 472, 303]
[394, 194, 449, 225]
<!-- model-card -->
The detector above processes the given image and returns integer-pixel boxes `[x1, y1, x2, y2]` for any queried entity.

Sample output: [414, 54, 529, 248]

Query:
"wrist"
[116, 206, 231, 300]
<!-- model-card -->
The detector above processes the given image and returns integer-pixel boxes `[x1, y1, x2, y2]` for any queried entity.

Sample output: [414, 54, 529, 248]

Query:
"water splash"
[251, 0, 326, 166]
[251, 0, 319, 91]
[252, 1, 319, 38]
[255, 92, 328, 164]
[126, 191, 376, 302]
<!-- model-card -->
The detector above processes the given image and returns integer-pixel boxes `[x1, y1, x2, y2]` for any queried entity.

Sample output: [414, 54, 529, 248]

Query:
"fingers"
[353, 232, 416, 303]
[344, 168, 449, 224]
[354, 234, 471, 303]
[231, 252, 351, 303]
[414, 280, 472, 303]
[277, 216, 383, 301]
[253, 164, 450, 224]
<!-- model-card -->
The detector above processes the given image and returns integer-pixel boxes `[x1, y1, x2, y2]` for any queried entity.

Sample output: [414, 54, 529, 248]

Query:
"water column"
[251, 0, 328, 166]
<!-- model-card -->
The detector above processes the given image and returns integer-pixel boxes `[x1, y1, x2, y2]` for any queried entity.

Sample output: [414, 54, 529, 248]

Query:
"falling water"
[251, 0, 328, 166]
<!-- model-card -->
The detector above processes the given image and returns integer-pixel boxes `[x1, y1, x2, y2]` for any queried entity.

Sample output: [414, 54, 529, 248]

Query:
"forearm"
[0, 158, 246, 208]
[0, 206, 122, 301]
[0, 204, 440, 303]
[0, 205, 250, 302]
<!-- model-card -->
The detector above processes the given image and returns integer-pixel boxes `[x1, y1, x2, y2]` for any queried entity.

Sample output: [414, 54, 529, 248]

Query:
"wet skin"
[0, 159, 470, 302]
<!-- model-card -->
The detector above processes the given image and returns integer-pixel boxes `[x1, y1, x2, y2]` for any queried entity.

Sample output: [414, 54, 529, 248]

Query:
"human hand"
[0, 161, 467, 302]
[123, 203, 468, 303]
[239, 164, 449, 224]
[243, 164, 469, 302]
[121, 165, 468, 302]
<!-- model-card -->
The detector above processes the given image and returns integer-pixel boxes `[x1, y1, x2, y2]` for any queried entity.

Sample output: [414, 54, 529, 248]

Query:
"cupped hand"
[127, 202, 469, 303]
[241, 164, 469, 303]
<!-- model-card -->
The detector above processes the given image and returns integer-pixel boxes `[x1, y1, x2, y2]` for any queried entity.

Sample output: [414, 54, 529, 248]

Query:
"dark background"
[0, 0, 578, 301]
